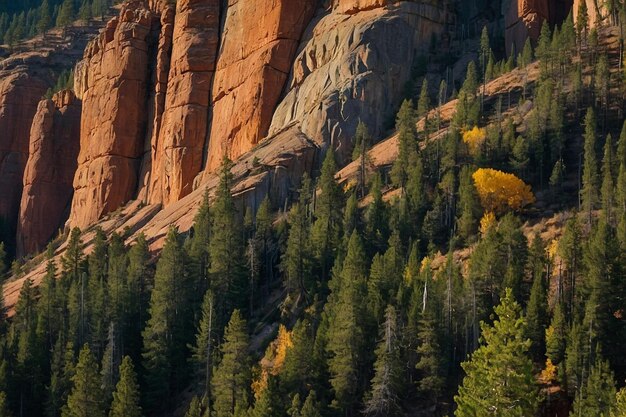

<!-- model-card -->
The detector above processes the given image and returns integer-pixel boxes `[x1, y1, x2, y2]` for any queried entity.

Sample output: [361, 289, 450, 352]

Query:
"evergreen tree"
[391, 100, 417, 189]
[602, 134, 615, 222]
[311, 149, 343, 280]
[142, 227, 191, 410]
[37, 0, 52, 35]
[525, 238, 548, 362]
[365, 173, 389, 254]
[0, 242, 6, 277]
[364, 305, 403, 417]
[190, 290, 216, 399]
[457, 165, 481, 242]
[581, 107, 598, 226]
[210, 158, 247, 321]
[545, 301, 567, 365]
[417, 80, 430, 124]
[299, 391, 322, 417]
[56, 0, 74, 29]
[570, 354, 616, 417]
[326, 232, 369, 413]
[109, 356, 142, 417]
[455, 289, 538, 417]
[62, 344, 105, 417]
[0, 392, 11, 417]
[415, 315, 445, 400]
[185, 396, 204, 417]
[212, 310, 250, 417]
[188, 189, 211, 306]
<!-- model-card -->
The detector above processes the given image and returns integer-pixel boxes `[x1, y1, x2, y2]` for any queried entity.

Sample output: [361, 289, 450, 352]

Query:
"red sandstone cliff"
[16, 90, 81, 257]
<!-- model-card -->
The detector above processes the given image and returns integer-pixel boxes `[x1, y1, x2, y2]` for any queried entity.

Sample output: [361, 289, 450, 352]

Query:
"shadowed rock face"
[505, 0, 574, 55]
[17, 90, 81, 257]
[0, 71, 48, 250]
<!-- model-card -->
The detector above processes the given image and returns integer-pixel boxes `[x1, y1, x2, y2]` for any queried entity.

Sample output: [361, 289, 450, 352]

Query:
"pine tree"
[56, 0, 74, 29]
[391, 100, 417, 189]
[109, 356, 142, 417]
[185, 396, 203, 417]
[612, 387, 626, 417]
[190, 290, 216, 399]
[188, 190, 211, 305]
[283, 197, 313, 306]
[455, 289, 538, 417]
[299, 391, 322, 417]
[417, 80, 430, 124]
[142, 227, 191, 410]
[62, 344, 105, 417]
[570, 354, 616, 417]
[37, 0, 52, 35]
[210, 158, 246, 322]
[364, 305, 403, 417]
[457, 165, 481, 242]
[525, 237, 548, 362]
[311, 149, 343, 280]
[126, 233, 151, 358]
[212, 310, 251, 417]
[415, 314, 445, 400]
[545, 301, 567, 365]
[365, 173, 389, 254]
[602, 134, 615, 222]
[0, 391, 11, 417]
[326, 231, 369, 413]
[279, 319, 316, 397]
[581, 107, 598, 226]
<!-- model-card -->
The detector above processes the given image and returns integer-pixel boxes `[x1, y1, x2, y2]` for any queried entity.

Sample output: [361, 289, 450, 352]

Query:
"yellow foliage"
[479, 212, 497, 236]
[420, 257, 432, 274]
[272, 325, 293, 374]
[540, 358, 558, 385]
[462, 126, 487, 154]
[252, 370, 269, 400]
[252, 324, 293, 400]
[472, 168, 535, 214]
[547, 239, 559, 260]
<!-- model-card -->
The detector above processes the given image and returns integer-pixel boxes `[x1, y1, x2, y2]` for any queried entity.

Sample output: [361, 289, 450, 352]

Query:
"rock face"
[204, 0, 318, 172]
[268, 1, 447, 164]
[0, 71, 48, 249]
[69, 2, 161, 229]
[16, 90, 81, 257]
[573, 0, 608, 26]
[146, 0, 220, 205]
[505, 0, 573, 55]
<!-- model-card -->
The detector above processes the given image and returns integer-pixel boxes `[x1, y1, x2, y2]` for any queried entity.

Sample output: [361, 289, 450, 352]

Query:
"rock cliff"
[7, 0, 450, 259]
[204, 0, 319, 172]
[505, 0, 573, 56]
[16, 90, 81, 257]
[0, 21, 106, 254]
[69, 2, 161, 229]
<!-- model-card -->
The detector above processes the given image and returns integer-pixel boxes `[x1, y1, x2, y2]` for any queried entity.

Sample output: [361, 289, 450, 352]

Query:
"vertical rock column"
[203, 0, 318, 173]
[17, 90, 81, 257]
[69, 3, 158, 230]
[147, 0, 221, 206]
[0, 71, 48, 250]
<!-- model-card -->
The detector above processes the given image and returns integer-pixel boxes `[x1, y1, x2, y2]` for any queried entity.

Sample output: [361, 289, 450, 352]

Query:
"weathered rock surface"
[204, 0, 318, 173]
[505, 0, 573, 55]
[0, 71, 48, 248]
[69, 2, 161, 230]
[268, 1, 447, 164]
[16, 90, 81, 257]
[573, 0, 608, 26]
[146, 0, 220, 205]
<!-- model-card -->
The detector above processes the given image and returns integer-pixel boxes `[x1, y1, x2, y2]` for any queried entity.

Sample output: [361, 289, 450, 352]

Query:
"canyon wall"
[6, 0, 452, 258]
[16, 90, 81, 256]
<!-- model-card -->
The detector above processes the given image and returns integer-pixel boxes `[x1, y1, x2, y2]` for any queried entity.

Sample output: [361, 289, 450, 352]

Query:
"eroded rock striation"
[17, 90, 81, 257]
[269, 1, 447, 164]
[204, 0, 319, 173]
[70, 1, 162, 229]
[505, 0, 573, 55]
[146, 0, 220, 206]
